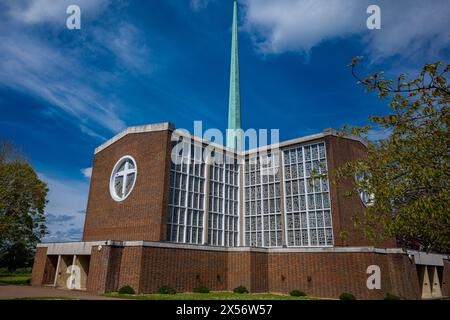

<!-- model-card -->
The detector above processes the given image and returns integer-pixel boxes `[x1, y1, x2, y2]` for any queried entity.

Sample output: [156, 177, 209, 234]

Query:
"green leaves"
[337, 60, 450, 253]
[0, 143, 48, 270]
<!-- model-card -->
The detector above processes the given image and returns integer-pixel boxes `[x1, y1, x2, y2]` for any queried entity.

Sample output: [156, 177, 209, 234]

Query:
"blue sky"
[0, 0, 448, 242]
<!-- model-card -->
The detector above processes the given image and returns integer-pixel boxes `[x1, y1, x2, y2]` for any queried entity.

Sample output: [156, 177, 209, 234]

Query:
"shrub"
[158, 286, 177, 295]
[118, 285, 135, 295]
[290, 290, 307, 297]
[339, 292, 356, 300]
[384, 293, 401, 300]
[0, 267, 32, 276]
[193, 286, 210, 293]
[14, 267, 32, 275]
[233, 286, 249, 294]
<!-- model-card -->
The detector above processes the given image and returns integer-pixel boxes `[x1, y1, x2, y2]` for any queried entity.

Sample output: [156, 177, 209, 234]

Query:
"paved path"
[0, 284, 122, 300]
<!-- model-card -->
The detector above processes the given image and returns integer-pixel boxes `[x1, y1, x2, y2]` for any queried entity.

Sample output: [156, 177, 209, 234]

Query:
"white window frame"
[109, 155, 137, 202]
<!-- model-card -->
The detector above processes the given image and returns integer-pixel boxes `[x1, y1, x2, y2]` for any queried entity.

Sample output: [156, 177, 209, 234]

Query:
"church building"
[31, 1, 449, 299]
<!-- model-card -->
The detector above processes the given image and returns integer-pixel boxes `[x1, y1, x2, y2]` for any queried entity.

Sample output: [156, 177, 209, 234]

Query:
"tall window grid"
[207, 153, 224, 246]
[223, 155, 240, 246]
[207, 152, 239, 246]
[168, 141, 206, 244]
[283, 142, 334, 247]
[244, 152, 282, 247]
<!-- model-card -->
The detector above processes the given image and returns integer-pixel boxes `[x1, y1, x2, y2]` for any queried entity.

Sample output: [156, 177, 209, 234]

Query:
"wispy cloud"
[46, 213, 75, 224]
[190, 0, 214, 12]
[44, 228, 83, 242]
[242, 0, 450, 62]
[366, 127, 393, 141]
[39, 173, 89, 242]
[0, 0, 151, 140]
[6, 0, 110, 24]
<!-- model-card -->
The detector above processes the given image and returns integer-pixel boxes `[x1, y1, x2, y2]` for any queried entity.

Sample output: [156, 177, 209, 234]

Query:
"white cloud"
[0, 32, 126, 136]
[190, 0, 213, 11]
[93, 23, 151, 73]
[242, 0, 450, 61]
[38, 173, 89, 242]
[5, 0, 110, 24]
[244, 0, 363, 54]
[81, 167, 93, 178]
[0, 0, 151, 140]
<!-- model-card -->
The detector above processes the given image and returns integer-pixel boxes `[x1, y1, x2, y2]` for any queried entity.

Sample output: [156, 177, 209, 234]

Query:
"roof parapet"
[94, 122, 175, 154]
[94, 123, 367, 155]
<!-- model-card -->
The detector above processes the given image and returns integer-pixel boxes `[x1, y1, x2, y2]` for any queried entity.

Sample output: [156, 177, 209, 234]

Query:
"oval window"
[355, 171, 374, 207]
[109, 155, 137, 202]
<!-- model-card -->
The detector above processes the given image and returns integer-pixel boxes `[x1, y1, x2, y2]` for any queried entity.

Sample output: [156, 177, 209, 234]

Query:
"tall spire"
[227, 0, 243, 151]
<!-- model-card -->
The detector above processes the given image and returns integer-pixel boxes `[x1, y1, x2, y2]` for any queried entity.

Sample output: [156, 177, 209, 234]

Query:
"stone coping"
[94, 123, 175, 154]
[38, 240, 449, 262]
[94, 122, 367, 155]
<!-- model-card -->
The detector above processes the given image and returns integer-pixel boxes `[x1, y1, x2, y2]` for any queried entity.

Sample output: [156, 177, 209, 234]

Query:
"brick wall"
[31, 247, 48, 286]
[227, 251, 251, 290]
[86, 245, 125, 293]
[83, 130, 172, 242]
[118, 246, 143, 292]
[80, 244, 429, 299]
[325, 136, 397, 248]
[267, 251, 421, 299]
[32, 243, 447, 299]
[139, 247, 229, 293]
[251, 252, 269, 292]
[386, 254, 421, 299]
[442, 260, 450, 297]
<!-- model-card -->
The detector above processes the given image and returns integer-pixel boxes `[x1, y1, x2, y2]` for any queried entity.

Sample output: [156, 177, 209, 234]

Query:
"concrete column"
[278, 151, 287, 246]
[53, 255, 61, 287]
[419, 265, 432, 299]
[431, 266, 443, 298]
[203, 157, 211, 245]
[239, 155, 244, 246]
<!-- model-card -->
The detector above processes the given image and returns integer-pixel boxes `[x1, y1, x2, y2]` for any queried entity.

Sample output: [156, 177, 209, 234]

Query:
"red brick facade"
[83, 130, 172, 242]
[77, 243, 431, 300]
[31, 247, 47, 286]
[442, 260, 450, 297]
[325, 135, 397, 247]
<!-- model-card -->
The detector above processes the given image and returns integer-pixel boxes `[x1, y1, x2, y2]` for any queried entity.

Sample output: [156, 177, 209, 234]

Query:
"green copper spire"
[227, 0, 243, 151]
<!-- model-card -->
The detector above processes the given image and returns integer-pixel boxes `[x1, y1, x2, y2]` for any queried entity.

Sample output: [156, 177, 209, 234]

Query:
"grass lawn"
[105, 292, 323, 300]
[0, 273, 32, 285]
[11, 297, 74, 300]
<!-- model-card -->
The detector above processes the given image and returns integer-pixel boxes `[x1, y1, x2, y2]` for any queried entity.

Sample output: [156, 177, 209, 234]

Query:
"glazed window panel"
[207, 153, 240, 246]
[168, 140, 206, 245]
[283, 142, 334, 247]
[244, 152, 282, 247]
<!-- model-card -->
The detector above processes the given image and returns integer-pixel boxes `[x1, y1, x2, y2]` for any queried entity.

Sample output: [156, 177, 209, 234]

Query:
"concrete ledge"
[38, 241, 115, 255]
[38, 240, 414, 255]
[407, 250, 449, 266]
[94, 122, 175, 154]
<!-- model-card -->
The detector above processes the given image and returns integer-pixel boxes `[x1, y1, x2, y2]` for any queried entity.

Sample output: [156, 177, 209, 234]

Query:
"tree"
[336, 59, 449, 253]
[0, 141, 48, 270]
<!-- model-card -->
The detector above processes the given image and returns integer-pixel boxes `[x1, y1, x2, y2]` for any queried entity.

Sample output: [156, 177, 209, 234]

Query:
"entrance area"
[49, 254, 91, 290]
[417, 265, 443, 299]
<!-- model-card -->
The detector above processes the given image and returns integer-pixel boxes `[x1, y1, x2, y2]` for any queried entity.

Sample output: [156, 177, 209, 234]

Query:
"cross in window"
[115, 160, 136, 197]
